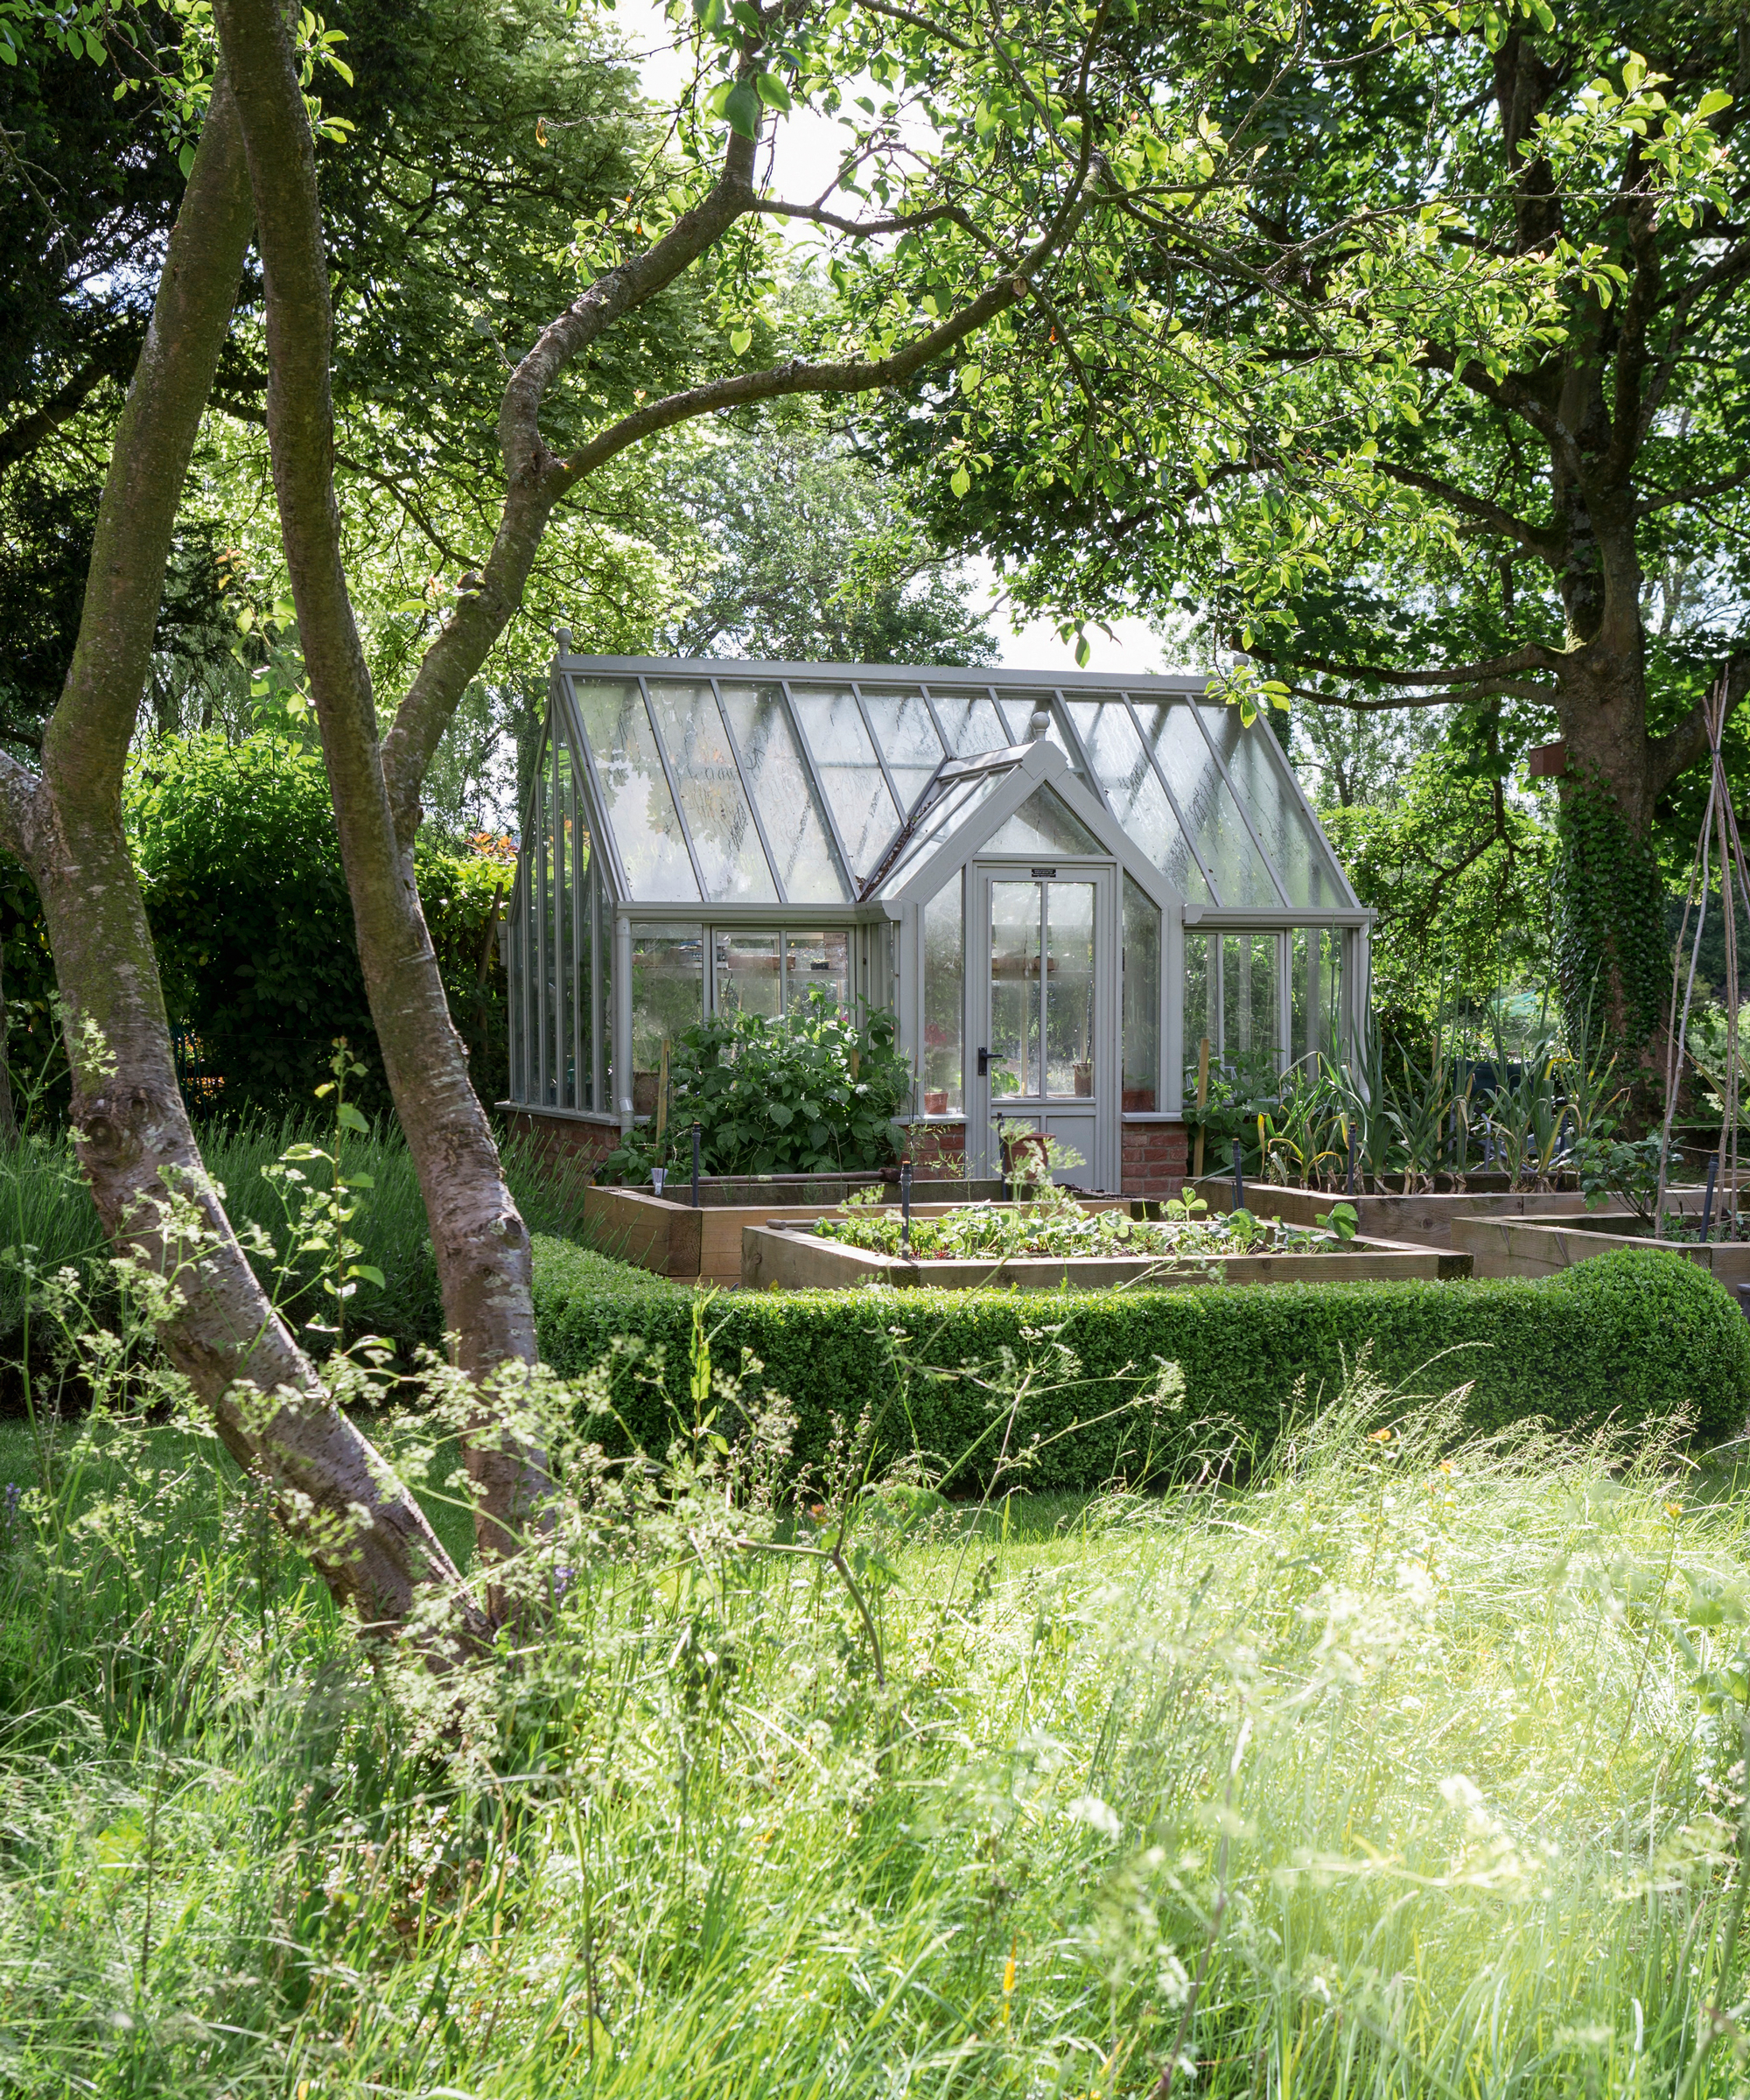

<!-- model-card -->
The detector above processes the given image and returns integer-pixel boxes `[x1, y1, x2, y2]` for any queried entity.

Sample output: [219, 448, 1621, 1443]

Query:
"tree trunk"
[1547, 498, 1672, 1088]
[213, 0, 550, 1598]
[0, 74, 484, 1648]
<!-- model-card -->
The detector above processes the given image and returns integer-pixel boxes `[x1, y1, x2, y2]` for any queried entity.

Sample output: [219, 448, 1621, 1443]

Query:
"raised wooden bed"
[584, 1177, 1004, 1284]
[741, 1222, 1472, 1292]
[1188, 1176, 1708, 1251]
[1452, 1209, 1750, 1284]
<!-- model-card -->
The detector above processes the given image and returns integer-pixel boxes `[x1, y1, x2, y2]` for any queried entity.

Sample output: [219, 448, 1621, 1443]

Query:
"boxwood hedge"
[531, 1241, 1750, 1491]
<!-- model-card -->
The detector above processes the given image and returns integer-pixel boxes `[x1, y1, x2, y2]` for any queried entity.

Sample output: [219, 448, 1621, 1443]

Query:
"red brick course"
[1122, 1119, 1188, 1200]
[504, 1108, 1187, 1200]
[906, 1121, 969, 1177]
[503, 1108, 621, 1182]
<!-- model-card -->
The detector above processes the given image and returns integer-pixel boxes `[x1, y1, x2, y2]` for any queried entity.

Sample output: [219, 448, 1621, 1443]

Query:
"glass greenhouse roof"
[554, 658, 1354, 912]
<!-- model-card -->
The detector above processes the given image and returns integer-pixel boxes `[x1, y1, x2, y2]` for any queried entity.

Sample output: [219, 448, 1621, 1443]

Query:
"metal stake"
[691, 1123, 703, 1208]
[1346, 1131, 1355, 1197]
[1232, 1137, 1244, 1214]
[1702, 1152, 1718, 1244]
[900, 1158, 913, 1257]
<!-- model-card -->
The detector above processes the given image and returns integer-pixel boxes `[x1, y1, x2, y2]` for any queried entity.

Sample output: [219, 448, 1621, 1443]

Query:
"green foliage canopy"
[1321, 749, 1557, 1030]
[125, 732, 512, 1116]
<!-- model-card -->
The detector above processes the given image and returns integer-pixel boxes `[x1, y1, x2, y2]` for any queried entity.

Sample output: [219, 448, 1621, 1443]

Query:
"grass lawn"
[3, 1348, 1749, 2096]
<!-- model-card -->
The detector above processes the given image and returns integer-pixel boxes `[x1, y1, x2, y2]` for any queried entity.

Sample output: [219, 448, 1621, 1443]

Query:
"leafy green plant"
[1574, 1133, 1665, 1222]
[1688, 1001, 1750, 1130]
[812, 1188, 1352, 1264]
[598, 989, 912, 1182]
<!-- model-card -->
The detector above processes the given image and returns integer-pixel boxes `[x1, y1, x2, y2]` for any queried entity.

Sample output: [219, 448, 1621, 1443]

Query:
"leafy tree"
[875, 0, 1746, 1074]
[5, 0, 1568, 1645]
[657, 410, 998, 665]
[1321, 748, 1557, 1034]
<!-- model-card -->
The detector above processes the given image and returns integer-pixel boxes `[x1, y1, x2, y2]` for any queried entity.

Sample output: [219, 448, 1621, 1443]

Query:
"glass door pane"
[1045, 882, 1096, 1097]
[990, 880, 1040, 1099]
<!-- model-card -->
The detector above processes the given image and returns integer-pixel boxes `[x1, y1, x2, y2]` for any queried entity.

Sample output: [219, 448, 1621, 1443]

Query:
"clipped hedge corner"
[531, 1240, 1750, 1491]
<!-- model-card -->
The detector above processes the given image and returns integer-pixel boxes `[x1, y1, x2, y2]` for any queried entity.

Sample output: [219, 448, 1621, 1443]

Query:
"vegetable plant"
[598, 990, 912, 1183]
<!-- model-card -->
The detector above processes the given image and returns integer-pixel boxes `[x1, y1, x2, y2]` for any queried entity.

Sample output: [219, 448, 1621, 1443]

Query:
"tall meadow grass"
[0, 1117, 610, 1369]
[1, 1357, 1747, 2097]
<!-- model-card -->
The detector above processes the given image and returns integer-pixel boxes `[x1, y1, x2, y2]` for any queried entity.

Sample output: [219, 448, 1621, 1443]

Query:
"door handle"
[976, 1047, 990, 1077]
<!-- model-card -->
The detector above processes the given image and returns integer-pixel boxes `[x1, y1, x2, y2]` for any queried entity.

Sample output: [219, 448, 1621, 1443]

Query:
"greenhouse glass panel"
[570, 678, 699, 900]
[715, 930, 782, 1018]
[787, 928, 850, 1011]
[715, 682, 848, 902]
[1123, 875, 1160, 1111]
[1291, 927, 1344, 1065]
[990, 880, 1041, 1097]
[598, 871, 613, 1107]
[576, 835, 595, 1110]
[992, 692, 1081, 773]
[858, 687, 944, 812]
[1065, 698, 1210, 904]
[630, 927, 704, 1113]
[929, 690, 1012, 755]
[1223, 931, 1280, 1066]
[645, 680, 779, 903]
[921, 878, 962, 1115]
[1198, 705, 1342, 908]
[983, 783, 1104, 858]
[1184, 931, 1211, 1074]
[788, 683, 900, 879]
[870, 771, 1003, 896]
[553, 720, 579, 1108]
[1136, 699, 1278, 906]
[1045, 882, 1096, 1097]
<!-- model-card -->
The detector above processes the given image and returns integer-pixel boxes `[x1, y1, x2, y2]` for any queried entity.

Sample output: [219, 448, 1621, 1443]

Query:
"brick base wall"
[503, 1108, 622, 1182]
[906, 1121, 968, 1177]
[1122, 1119, 1188, 1200]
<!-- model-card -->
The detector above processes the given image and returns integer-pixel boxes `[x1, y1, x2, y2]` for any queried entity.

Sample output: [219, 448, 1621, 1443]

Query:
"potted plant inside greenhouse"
[501, 648, 1373, 1228]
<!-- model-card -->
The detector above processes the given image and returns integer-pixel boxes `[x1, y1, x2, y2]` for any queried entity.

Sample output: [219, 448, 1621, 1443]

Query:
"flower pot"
[923, 1088, 949, 1116]
[1073, 1061, 1094, 1097]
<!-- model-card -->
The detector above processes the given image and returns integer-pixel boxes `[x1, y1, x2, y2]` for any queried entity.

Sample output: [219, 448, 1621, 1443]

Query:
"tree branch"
[0, 342, 130, 472]
[1649, 653, 1750, 802]
[1276, 679, 1556, 711]
[1254, 640, 1564, 687]
[1368, 457, 1562, 561]
[380, 122, 1102, 839]
[1418, 345, 1583, 480]
[1637, 460, 1750, 519]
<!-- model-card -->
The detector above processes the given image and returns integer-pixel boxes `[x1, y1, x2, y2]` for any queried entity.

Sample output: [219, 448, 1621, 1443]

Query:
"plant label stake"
[900, 1158, 913, 1257]
[691, 1123, 702, 1208]
[1232, 1138, 1243, 1214]
[1702, 1153, 1718, 1244]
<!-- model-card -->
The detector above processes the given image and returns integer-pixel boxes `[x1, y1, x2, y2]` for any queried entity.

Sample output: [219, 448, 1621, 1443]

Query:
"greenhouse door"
[968, 864, 1119, 1189]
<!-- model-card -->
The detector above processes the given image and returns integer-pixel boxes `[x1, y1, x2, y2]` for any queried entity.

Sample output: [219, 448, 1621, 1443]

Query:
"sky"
[604, 0, 1180, 677]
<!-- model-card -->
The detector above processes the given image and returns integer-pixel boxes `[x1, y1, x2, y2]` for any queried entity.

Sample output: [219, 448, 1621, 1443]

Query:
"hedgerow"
[531, 1242, 1750, 1489]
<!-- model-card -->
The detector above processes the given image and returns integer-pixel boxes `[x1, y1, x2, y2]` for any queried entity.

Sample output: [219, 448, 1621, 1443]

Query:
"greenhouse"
[504, 653, 1370, 1191]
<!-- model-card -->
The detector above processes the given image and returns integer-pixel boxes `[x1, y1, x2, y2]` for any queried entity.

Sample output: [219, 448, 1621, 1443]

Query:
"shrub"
[124, 732, 512, 1118]
[597, 988, 912, 1183]
[532, 1242, 1750, 1489]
